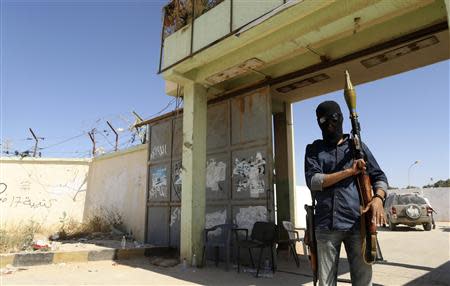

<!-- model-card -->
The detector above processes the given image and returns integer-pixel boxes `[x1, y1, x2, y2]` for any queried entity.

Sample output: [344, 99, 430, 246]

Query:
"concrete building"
[135, 0, 449, 260]
[3, 0, 439, 264]
[132, 0, 450, 264]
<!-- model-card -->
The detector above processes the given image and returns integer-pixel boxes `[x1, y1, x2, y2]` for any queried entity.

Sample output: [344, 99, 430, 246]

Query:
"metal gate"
[146, 87, 274, 248]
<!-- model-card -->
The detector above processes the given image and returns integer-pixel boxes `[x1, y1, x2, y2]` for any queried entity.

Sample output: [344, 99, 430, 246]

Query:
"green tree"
[423, 179, 450, 188]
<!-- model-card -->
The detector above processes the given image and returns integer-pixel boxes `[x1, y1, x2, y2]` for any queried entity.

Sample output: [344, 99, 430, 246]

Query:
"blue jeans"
[316, 230, 372, 286]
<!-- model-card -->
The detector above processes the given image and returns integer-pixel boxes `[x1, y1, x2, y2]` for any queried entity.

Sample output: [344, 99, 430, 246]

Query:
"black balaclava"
[316, 100, 343, 146]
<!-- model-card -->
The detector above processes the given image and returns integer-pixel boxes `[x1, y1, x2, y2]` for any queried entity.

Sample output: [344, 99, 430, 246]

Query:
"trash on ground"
[32, 240, 49, 251]
[50, 233, 60, 240]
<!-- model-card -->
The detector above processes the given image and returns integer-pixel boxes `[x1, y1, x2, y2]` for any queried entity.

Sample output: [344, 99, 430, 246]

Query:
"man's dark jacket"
[304, 135, 388, 231]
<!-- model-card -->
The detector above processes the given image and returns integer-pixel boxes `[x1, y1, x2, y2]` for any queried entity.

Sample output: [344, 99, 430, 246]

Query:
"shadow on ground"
[115, 250, 385, 286]
[404, 261, 450, 286]
[376, 261, 435, 272]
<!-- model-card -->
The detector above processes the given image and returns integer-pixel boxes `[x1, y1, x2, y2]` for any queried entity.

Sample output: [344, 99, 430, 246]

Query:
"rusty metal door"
[146, 116, 182, 247]
[145, 87, 274, 248]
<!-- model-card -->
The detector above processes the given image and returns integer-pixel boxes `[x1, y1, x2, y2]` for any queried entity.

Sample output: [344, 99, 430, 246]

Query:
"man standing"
[304, 100, 388, 286]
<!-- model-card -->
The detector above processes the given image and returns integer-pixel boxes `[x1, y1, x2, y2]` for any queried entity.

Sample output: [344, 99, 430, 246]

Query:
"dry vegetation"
[0, 208, 124, 253]
[56, 208, 124, 240]
[0, 220, 42, 253]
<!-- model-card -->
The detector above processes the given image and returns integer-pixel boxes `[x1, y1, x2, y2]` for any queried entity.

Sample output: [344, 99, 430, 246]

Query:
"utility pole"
[29, 128, 44, 157]
[132, 111, 144, 122]
[407, 160, 420, 188]
[132, 111, 146, 144]
[106, 121, 119, 151]
[1, 139, 12, 155]
[88, 129, 96, 157]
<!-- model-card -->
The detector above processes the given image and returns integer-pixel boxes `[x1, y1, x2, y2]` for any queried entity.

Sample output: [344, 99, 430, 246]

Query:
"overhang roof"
[161, 0, 449, 103]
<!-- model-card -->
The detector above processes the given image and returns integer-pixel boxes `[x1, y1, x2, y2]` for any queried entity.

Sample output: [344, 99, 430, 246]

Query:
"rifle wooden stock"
[358, 172, 377, 234]
[357, 167, 378, 264]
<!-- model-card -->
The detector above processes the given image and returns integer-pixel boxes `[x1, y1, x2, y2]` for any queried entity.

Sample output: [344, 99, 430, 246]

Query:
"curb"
[1, 247, 158, 268]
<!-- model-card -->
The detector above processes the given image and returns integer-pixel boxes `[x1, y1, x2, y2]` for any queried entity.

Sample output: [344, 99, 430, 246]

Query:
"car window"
[397, 195, 426, 205]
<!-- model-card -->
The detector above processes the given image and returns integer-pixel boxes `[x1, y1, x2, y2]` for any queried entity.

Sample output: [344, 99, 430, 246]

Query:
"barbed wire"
[3, 97, 176, 158]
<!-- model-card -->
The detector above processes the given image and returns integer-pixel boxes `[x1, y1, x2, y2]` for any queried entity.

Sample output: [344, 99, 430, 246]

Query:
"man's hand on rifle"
[362, 192, 387, 226]
[350, 159, 366, 175]
[352, 159, 387, 226]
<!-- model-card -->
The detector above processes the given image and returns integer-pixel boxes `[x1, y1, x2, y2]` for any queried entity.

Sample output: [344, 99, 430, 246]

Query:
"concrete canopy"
[156, 0, 449, 264]
[161, 0, 449, 102]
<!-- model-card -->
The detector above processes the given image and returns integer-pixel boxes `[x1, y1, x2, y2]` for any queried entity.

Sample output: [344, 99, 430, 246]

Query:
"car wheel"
[388, 217, 396, 231]
[423, 223, 432, 231]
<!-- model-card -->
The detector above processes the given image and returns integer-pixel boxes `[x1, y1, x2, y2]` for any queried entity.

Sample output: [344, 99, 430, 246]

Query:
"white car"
[384, 193, 433, 231]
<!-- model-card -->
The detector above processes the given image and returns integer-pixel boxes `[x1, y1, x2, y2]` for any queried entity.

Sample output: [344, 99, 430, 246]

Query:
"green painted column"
[180, 82, 207, 265]
[285, 103, 297, 226]
[273, 102, 297, 229]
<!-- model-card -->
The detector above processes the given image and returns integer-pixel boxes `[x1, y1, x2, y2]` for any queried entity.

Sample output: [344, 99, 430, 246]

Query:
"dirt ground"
[3, 237, 150, 255]
[1, 223, 449, 285]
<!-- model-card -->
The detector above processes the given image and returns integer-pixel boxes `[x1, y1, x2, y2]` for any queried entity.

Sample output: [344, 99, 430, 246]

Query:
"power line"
[96, 130, 115, 148]
[141, 98, 176, 121]
[39, 132, 87, 150]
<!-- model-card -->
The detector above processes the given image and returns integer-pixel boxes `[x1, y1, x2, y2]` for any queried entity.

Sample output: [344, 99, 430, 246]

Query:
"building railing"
[162, 0, 224, 39]
[159, 0, 289, 74]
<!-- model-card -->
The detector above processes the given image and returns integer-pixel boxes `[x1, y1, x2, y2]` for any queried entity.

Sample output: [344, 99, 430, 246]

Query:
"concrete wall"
[0, 158, 90, 230]
[389, 188, 450, 222]
[84, 144, 148, 242]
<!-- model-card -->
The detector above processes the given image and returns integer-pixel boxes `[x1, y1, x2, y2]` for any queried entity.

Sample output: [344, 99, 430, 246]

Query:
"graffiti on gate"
[206, 159, 226, 192]
[149, 167, 168, 199]
[232, 152, 266, 198]
[150, 144, 168, 160]
[172, 162, 182, 200]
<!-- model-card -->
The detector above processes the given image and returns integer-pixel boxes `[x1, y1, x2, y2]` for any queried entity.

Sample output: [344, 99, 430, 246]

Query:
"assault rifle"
[343, 70, 377, 264]
[304, 203, 318, 286]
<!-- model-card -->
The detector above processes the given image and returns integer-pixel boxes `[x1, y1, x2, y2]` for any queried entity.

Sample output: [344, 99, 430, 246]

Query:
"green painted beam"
[182, 0, 426, 84]
[162, 0, 335, 78]
[163, 0, 444, 95]
[218, 0, 447, 93]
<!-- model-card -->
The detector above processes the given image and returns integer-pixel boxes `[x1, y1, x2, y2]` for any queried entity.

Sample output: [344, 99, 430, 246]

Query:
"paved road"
[2, 223, 449, 285]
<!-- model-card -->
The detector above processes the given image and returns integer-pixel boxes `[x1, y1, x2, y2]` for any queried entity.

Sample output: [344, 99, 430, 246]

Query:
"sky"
[1, 0, 449, 189]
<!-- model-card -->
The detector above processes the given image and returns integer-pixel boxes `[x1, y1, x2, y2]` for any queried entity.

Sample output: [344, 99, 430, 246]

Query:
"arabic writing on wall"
[149, 167, 168, 199]
[170, 207, 181, 227]
[172, 162, 182, 200]
[0, 182, 57, 209]
[150, 144, 168, 160]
